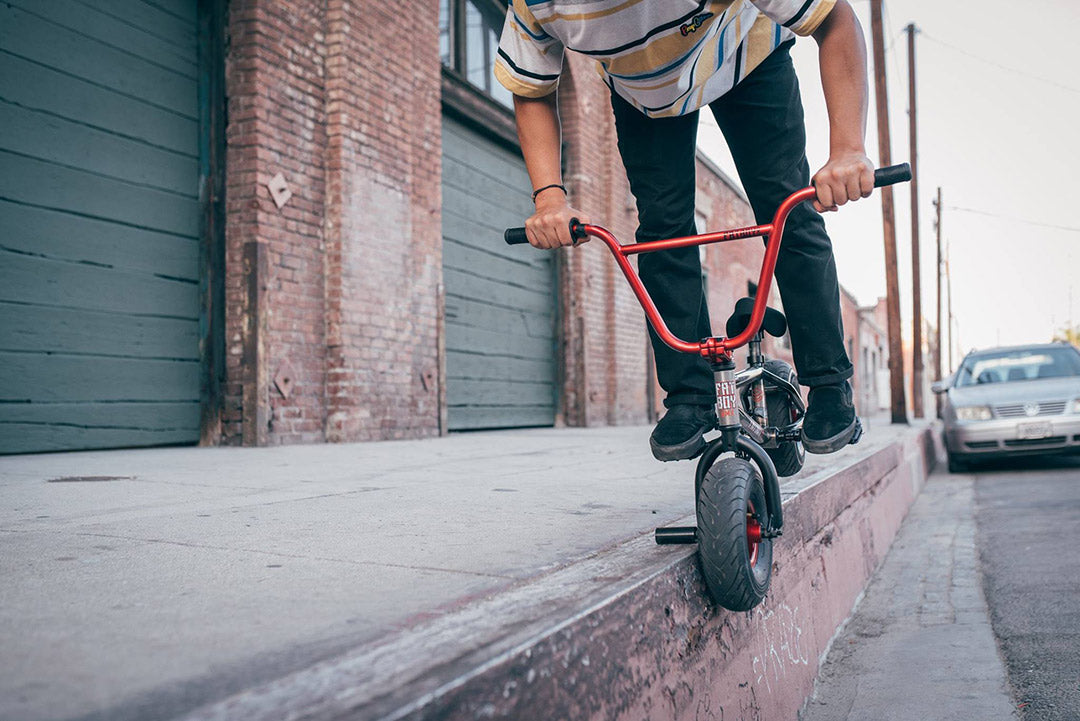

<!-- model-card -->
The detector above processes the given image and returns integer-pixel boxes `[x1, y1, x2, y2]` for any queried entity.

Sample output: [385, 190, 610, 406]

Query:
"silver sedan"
[933, 342, 1080, 472]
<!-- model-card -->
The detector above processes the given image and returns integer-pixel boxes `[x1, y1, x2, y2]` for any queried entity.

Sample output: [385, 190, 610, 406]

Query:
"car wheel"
[947, 453, 969, 474]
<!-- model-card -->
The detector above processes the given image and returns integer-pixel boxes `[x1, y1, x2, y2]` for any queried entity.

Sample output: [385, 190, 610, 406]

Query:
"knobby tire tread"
[696, 457, 772, 612]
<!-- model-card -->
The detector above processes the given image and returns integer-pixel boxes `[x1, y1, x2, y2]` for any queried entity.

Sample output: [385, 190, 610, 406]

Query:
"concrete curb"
[183, 426, 936, 721]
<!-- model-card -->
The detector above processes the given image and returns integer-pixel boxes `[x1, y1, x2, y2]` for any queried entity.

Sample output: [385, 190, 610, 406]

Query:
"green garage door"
[0, 1, 202, 453]
[441, 116, 557, 430]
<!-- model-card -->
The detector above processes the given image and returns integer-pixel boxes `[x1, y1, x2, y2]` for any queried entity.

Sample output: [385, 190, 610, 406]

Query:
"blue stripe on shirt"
[513, 10, 551, 40]
[716, 25, 728, 71]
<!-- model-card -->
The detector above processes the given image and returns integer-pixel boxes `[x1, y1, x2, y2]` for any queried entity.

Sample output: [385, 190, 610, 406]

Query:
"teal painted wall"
[441, 117, 557, 430]
[0, 1, 201, 453]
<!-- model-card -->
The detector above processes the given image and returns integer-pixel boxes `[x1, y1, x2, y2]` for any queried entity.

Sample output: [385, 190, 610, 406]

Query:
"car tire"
[947, 453, 969, 474]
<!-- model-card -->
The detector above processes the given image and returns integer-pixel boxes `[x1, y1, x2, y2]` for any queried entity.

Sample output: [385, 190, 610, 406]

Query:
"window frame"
[441, 0, 521, 149]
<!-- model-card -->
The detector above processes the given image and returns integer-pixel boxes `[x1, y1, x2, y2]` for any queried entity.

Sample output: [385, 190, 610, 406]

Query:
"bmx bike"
[505, 163, 911, 611]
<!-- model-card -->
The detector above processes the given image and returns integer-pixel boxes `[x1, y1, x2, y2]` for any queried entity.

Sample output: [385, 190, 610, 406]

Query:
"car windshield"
[955, 346, 1080, 387]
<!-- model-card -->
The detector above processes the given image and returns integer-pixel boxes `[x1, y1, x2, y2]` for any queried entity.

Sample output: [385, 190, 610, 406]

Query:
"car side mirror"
[930, 381, 948, 394]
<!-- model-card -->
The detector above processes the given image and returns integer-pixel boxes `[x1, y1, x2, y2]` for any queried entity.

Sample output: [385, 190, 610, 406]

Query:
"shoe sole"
[650, 428, 708, 462]
[802, 417, 862, 455]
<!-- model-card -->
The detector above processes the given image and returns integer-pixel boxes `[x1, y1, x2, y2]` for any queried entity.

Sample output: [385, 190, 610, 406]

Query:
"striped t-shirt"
[495, 0, 836, 118]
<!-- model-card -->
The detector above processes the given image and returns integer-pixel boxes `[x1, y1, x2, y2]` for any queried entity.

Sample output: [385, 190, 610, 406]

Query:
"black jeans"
[610, 41, 853, 408]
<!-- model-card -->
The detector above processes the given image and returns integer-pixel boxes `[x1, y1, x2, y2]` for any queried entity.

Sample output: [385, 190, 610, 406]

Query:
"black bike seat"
[725, 296, 788, 339]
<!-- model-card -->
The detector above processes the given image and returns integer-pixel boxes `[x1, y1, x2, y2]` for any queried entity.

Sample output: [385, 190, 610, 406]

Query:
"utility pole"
[906, 23, 923, 418]
[946, 236, 953, 373]
[870, 0, 907, 424]
[934, 187, 942, 415]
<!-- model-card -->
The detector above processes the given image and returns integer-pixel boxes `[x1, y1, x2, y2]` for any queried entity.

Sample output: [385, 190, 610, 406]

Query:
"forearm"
[512, 91, 588, 248]
[513, 93, 563, 197]
[813, 0, 868, 156]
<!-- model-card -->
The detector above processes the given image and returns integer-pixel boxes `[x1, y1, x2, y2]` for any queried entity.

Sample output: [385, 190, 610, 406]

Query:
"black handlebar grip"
[505, 219, 588, 246]
[504, 227, 529, 245]
[873, 163, 912, 188]
[569, 217, 587, 243]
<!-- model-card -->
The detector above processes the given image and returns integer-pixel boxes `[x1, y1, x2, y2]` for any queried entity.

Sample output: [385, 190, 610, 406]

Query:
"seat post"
[747, 332, 767, 424]
[747, 332, 765, 367]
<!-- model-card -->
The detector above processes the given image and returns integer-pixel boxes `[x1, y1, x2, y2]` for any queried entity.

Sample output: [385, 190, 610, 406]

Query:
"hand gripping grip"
[504, 219, 588, 245]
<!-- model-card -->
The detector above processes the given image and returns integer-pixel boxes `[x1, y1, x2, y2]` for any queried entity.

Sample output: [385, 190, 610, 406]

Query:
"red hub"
[747, 500, 763, 567]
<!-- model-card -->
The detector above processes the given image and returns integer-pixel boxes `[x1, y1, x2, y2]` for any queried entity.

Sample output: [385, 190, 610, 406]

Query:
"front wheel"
[697, 457, 773, 611]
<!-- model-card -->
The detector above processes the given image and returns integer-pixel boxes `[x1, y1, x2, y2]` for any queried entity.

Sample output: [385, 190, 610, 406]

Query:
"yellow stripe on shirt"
[532, 0, 649, 24]
[744, 14, 777, 72]
[795, 0, 836, 36]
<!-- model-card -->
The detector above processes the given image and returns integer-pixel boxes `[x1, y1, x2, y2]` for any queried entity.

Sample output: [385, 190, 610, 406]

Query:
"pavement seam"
[68, 531, 518, 580]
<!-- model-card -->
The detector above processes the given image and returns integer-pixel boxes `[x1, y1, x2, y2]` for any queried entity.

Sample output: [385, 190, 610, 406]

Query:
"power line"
[881, 2, 905, 93]
[946, 205, 1080, 234]
[921, 33, 1080, 96]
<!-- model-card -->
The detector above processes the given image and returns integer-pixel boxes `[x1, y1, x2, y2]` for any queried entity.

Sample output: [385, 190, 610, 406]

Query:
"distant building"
[858, 298, 891, 414]
[902, 316, 937, 418]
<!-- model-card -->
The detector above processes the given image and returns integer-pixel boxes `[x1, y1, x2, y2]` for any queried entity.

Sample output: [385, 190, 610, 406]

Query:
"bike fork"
[655, 339, 784, 546]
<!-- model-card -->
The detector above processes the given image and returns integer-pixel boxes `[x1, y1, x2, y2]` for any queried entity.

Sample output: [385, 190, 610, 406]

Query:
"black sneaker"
[650, 405, 714, 461]
[801, 381, 860, 454]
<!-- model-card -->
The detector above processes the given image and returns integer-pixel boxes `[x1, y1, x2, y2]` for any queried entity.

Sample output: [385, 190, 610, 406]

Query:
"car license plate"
[1017, 422, 1052, 440]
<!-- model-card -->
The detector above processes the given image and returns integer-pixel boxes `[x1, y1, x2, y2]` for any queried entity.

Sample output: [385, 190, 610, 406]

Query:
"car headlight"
[1073, 399, 1080, 414]
[955, 405, 993, 421]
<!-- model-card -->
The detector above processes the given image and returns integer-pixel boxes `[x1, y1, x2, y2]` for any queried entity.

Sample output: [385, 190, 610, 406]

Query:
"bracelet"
[531, 183, 567, 203]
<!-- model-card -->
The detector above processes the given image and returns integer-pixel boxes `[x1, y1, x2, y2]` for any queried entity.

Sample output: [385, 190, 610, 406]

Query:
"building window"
[440, 0, 513, 109]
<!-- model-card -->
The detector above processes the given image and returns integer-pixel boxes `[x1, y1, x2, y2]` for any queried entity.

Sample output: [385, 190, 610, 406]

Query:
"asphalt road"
[973, 454, 1080, 721]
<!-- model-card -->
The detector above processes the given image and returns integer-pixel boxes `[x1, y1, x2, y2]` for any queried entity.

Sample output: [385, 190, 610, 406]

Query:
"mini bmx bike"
[505, 164, 911, 611]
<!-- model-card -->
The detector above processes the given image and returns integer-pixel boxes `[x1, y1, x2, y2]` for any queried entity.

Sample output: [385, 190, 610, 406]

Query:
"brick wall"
[223, 0, 440, 446]
[322, 1, 441, 442]
[558, 54, 649, 427]
[224, 0, 328, 445]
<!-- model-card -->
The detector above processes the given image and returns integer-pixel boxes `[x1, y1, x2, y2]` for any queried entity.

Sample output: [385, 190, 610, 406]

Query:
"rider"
[496, 0, 874, 461]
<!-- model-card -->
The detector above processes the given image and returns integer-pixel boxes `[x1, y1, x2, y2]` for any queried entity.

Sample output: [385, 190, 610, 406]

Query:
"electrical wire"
[882, 4, 905, 91]
[921, 33, 1080, 96]
[946, 206, 1080, 234]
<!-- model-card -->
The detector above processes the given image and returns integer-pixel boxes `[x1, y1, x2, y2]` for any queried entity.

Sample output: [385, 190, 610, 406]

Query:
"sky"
[697, 0, 1080, 368]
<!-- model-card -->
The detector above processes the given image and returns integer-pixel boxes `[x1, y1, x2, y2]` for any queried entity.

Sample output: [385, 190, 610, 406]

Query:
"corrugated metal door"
[441, 117, 557, 430]
[0, 1, 202, 453]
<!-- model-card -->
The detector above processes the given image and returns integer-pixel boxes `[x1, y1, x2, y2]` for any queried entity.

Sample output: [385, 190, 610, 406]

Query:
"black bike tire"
[697, 457, 772, 612]
[763, 359, 805, 477]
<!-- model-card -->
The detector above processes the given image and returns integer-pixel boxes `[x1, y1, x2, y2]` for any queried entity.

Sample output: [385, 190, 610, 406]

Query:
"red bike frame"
[577, 186, 816, 365]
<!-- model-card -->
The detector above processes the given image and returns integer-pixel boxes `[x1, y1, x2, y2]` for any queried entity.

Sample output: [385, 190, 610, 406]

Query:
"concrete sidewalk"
[802, 471, 1018, 721]
[1, 420, 913, 721]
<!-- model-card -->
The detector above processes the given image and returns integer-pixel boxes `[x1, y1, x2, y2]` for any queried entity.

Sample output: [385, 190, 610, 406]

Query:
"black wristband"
[531, 183, 567, 203]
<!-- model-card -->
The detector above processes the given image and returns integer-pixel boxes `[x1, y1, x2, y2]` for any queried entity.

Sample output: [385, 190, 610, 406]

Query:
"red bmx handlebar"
[506, 163, 911, 364]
